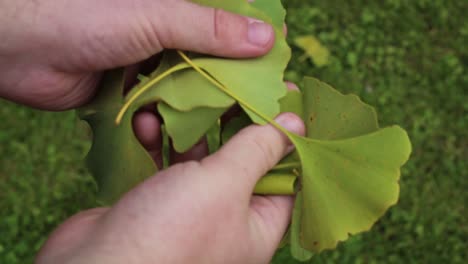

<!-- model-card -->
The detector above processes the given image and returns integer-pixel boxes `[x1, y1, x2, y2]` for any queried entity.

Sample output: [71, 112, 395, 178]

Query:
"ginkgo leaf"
[221, 86, 303, 147]
[287, 77, 411, 252]
[158, 103, 227, 153]
[295, 35, 330, 67]
[122, 52, 232, 153]
[221, 112, 251, 144]
[190, 0, 290, 124]
[175, 48, 411, 255]
[124, 0, 289, 124]
[290, 192, 314, 261]
[302, 77, 378, 140]
[290, 126, 411, 252]
[280, 90, 303, 117]
[116, 0, 290, 152]
[77, 2, 412, 261]
[129, 52, 234, 112]
[206, 121, 221, 154]
[249, 0, 285, 29]
[78, 69, 157, 204]
[274, 89, 303, 171]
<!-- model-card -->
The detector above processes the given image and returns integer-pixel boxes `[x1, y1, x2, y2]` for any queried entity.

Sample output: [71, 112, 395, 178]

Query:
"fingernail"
[275, 113, 303, 135]
[247, 18, 273, 47]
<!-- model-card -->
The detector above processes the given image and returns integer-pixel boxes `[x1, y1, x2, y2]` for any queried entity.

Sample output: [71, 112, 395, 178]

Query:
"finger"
[133, 111, 163, 168]
[155, 1, 275, 58]
[36, 208, 109, 263]
[286, 81, 299, 91]
[247, 81, 298, 250]
[170, 137, 209, 164]
[249, 195, 294, 253]
[201, 113, 305, 200]
[52, 0, 275, 71]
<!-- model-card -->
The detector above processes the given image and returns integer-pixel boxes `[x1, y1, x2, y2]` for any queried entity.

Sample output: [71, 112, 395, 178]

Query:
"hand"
[0, 0, 278, 169]
[0, 0, 274, 110]
[0, 0, 301, 262]
[36, 112, 305, 264]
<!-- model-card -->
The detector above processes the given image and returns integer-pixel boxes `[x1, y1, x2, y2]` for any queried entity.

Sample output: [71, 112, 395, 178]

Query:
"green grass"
[1, 0, 467, 263]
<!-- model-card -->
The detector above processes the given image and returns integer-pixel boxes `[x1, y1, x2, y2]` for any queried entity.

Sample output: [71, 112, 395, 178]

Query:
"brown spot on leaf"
[340, 113, 348, 121]
[309, 112, 316, 122]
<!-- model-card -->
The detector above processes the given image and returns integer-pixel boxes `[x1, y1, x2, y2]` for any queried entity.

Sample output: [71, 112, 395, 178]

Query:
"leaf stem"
[115, 65, 185, 125]
[176, 50, 293, 137]
[272, 162, 301, 171]
[253, 173, 298, 195]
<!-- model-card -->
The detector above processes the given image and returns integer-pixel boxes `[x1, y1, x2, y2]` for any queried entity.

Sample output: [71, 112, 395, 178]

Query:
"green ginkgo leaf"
[290, 192, 314, 261]
[287, 77, 412, 252]
[78, 1, 412, 261]
[170, 48, 412, 255]
[78, 69, 157, 204]
[290, 126, 411, 252]
[249, 0, 285, 28]
[190, 0, 290, 124]
[125, 0, 289, 122]
[280, 90, 304, 117]
[129, 52, 234, 112]
[221, 112, 251, 144]
[158, 103, 226, 153]
[275, 89, 303, 171]
[116, 0, 290, 152]
[302, 77, 378, 140]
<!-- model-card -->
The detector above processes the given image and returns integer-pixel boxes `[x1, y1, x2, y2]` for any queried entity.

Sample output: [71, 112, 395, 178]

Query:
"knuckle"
[212, 8, 226, 41]
[16, 70, 96, 110]
[212, 8, 246, 42]
[173, 160, 203, 175]
[244, 128, 279, 171]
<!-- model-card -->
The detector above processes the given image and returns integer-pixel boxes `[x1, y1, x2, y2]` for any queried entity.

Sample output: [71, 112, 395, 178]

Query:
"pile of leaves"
[78, 0, 411, 261]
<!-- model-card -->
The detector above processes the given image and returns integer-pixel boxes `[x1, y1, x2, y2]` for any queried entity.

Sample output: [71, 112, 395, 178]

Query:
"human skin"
[0, 0, 305, 263]
[36, 113, 305, 264]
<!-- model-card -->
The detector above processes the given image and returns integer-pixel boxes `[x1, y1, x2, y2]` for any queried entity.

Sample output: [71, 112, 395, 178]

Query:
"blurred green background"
[1, 0, 466, 263]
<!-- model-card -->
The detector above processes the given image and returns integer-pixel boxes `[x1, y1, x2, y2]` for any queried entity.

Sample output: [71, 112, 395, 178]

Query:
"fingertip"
[211, 9, 275, 57]
[160, 1, 276, 58]
[246, 17, 275, 50]
[274, 112, 306, 137]
[285, 81, 299, 91]
[133, 111, 162, 150]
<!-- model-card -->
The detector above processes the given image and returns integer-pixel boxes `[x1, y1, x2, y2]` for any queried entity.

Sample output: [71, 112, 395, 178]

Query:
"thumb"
[154, 1, 276, 57]
[201, 112, 305, 255]
[202, 113, 305, 199]
[55, 0, 275, 70]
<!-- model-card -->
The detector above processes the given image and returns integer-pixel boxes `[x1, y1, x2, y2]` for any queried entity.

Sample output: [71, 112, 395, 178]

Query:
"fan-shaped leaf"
[129, 53, 234, 112]
[78, 69, 157, 204]
[286, 78, 411, 252]
[302, 77, 378, 140]
[290, 126, 411, 252]
[190, 0, 290, 124]
[158, 103, 226, 153]
[290, 192, 314, 261]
